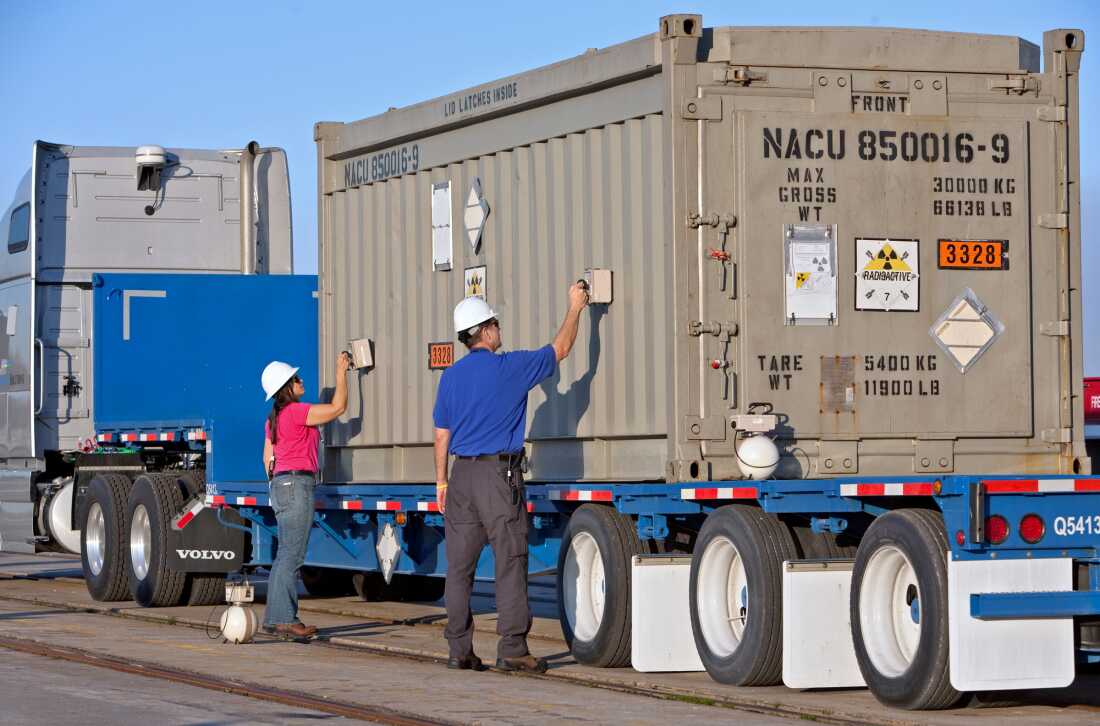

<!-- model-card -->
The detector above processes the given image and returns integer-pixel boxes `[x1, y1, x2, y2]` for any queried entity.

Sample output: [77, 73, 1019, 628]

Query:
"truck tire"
[556, 503, 642, 667]
[689, 504, 797, 686]
[850, 509, 964, 710]
[126, 473, 188, 607]
[80, 473, 133, 602]
[301, 566, 354, 597]
[184, 574, 226, 606]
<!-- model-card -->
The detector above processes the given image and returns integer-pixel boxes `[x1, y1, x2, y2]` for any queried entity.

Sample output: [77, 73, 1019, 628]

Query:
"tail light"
[985, 515, 1010, 544]
[1019, 514, 1045, 544]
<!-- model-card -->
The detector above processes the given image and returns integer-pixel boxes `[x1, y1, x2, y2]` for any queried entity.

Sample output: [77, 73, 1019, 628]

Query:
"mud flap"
[782, 559, 865, 689]
[948, 556, 1074, 691]
[167, 504, 246, 573]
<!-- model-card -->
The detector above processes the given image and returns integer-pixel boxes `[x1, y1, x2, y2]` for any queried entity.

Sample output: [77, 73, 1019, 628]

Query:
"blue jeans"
[264, 473, 315, 627]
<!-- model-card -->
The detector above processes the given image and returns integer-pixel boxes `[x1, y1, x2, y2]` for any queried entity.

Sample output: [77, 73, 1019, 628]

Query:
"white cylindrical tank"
[736, 436, 780, 480]
[220, 605, 259, 644]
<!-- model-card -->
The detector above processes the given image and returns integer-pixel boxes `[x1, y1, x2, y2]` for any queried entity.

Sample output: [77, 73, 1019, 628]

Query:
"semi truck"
[4, 15, 1097, 712]
[0, 140, 312, 606]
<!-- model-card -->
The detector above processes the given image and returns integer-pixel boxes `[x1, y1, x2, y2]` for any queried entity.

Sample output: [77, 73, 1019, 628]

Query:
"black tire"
[300, 566, 355, 597]
[787, 521, 858, 559]
[80, 473, 133, 602]
[689, 504, 798, 686]
[184, 573, 226, 606]
[352, 571, 387, 601]
[126, 473, 188, 607]
[556, 504, 643, 667]
[850, 509, 964, 710]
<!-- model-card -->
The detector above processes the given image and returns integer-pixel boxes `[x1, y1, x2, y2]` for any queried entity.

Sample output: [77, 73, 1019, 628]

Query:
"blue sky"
[2, 0, 1098, 371]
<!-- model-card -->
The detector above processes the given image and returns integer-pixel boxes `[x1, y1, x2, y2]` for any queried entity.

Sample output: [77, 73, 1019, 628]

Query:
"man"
[433, 282, 590, 672]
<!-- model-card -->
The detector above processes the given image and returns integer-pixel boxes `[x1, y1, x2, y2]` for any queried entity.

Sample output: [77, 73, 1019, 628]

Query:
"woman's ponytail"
[267, 383, 296, 445]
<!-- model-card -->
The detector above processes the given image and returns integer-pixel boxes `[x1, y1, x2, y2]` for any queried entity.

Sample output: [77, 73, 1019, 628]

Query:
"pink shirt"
[265, 402, 319, 473]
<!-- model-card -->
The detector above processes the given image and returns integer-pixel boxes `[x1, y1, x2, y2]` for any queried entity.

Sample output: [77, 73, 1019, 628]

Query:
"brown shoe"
[267, 622, 317, 638]
[495, 654, 548, 673]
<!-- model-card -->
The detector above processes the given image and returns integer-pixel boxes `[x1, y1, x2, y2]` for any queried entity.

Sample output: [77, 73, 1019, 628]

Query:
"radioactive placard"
[855, 238, 920, 312]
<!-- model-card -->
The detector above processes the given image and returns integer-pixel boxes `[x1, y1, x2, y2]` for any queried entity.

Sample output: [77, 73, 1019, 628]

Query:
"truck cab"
[0, 141, 293, 554]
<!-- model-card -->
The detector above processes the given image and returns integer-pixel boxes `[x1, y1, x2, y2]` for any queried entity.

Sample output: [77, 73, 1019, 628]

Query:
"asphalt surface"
[0, 648, 349, 725]
[2, 552, 1099, 726]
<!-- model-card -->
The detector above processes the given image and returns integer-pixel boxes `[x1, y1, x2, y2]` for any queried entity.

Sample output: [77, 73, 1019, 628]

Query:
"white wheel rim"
[562, 531, 606, 642]
[859, 545, 922, 677]
[129, 504, 152, 581]
[696, 536, 749, 657]
[86, 502, 106, 576]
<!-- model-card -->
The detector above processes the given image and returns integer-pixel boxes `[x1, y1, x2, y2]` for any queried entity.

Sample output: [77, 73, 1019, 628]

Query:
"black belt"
[455, 453, 522, 462]
[273, 469, 316, 477]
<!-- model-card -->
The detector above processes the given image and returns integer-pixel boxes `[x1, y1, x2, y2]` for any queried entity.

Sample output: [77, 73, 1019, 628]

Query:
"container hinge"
[1038, 213, 1068, 229]
[987, 76, 1039, 94]
[1037, 105, 1067, 122]
[717, 66, 768, 86]
[687, 211, 719, 228]
[1040, 320, 1069, 337]
[1041, 427, 1072, 444]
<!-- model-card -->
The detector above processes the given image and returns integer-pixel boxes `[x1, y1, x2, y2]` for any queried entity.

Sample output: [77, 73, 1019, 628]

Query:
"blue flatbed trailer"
[81, 272, 1100, 709]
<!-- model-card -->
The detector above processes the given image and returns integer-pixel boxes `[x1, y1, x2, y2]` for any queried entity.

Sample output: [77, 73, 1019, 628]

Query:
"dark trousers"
[444, 459, 531, 659]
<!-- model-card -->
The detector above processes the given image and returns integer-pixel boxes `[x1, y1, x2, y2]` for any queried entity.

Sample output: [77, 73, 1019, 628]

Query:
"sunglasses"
[292, 375, 303, 384]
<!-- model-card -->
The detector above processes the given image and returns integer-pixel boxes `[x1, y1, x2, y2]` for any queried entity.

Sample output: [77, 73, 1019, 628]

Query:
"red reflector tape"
[341, 500, 364, 511]
[205, 495, 226, 506]
[417, 501, 440, 512]
[235, 496, 257, 506]
[527, 502, 534, 513]
[174, 499, 205, 530]
[983, 478, 1100, 494]
[96, 433, 113, 442]
[160, 432, 175, 441]
[186, 429, 207, 441]
[120, 433, 138, 442]
[839, 482, 935, 497]
[548, 490, 612, 502]
[376, 501, 401, 511]
[681, 487, 759, 500]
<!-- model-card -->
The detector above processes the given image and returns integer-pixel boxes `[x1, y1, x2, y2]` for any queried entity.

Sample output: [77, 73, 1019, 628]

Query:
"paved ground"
[2, 552, 1099, 726]
[0, 649, 350, 725]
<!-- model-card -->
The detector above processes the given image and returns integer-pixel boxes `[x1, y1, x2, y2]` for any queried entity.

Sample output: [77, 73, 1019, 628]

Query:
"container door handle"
[34, 337, 45, 415]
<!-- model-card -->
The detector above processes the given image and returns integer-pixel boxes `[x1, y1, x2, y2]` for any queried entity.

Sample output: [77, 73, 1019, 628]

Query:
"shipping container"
[315, 17, 1088, 483]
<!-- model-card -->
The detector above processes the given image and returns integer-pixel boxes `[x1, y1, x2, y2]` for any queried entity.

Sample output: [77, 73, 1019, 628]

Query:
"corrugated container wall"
[316, 16, 1088, 484]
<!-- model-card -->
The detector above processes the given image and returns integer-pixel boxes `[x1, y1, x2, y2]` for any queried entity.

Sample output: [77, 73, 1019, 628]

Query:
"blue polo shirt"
[433, 345, 557, 455]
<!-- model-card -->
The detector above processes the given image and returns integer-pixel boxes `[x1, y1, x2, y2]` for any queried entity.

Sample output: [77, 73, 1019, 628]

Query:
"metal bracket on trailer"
[970, 590, 1100, 619]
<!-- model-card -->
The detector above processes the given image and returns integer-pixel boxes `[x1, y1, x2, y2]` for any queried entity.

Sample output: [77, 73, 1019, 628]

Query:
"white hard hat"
[453, 296, 497, 334]
[261, 360, 299, 400]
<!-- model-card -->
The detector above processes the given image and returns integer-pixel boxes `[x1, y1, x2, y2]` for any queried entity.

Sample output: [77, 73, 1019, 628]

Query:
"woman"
[260, 352, 350, 637]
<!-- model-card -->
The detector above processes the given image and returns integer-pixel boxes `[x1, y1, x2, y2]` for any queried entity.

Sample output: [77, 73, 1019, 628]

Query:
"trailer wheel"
[80, 473, 133, 602]
[689, 504, 797, 686]
[300, 566, 354, 597]
[127, 474, 188, 607]
[557, 503, 642, 667]
[850, 509, 963, 710]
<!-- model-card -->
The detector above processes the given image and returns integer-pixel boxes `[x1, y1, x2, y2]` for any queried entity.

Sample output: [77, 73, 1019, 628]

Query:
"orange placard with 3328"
[937, 239, 1008, 270]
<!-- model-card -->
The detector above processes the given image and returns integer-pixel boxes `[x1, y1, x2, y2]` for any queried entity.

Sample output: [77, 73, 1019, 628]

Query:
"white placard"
[431, 181, 452, 271]
[783, 223, 837, 326]
[855, 238, 920, 312]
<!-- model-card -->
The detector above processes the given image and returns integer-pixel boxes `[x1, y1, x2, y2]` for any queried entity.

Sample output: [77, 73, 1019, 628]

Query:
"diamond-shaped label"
[929, 289, 1004, 373]
[375, 522, 401, 584]
[464, 177, 490, 253]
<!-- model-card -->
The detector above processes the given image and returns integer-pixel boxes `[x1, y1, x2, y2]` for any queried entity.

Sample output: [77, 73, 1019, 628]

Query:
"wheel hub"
[85, 502, 106, 576]
[859, 545, 922, 677]
[697, 536, 749, 657]
[129, 504, 152, 581]
[563, 532, 606, 642]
